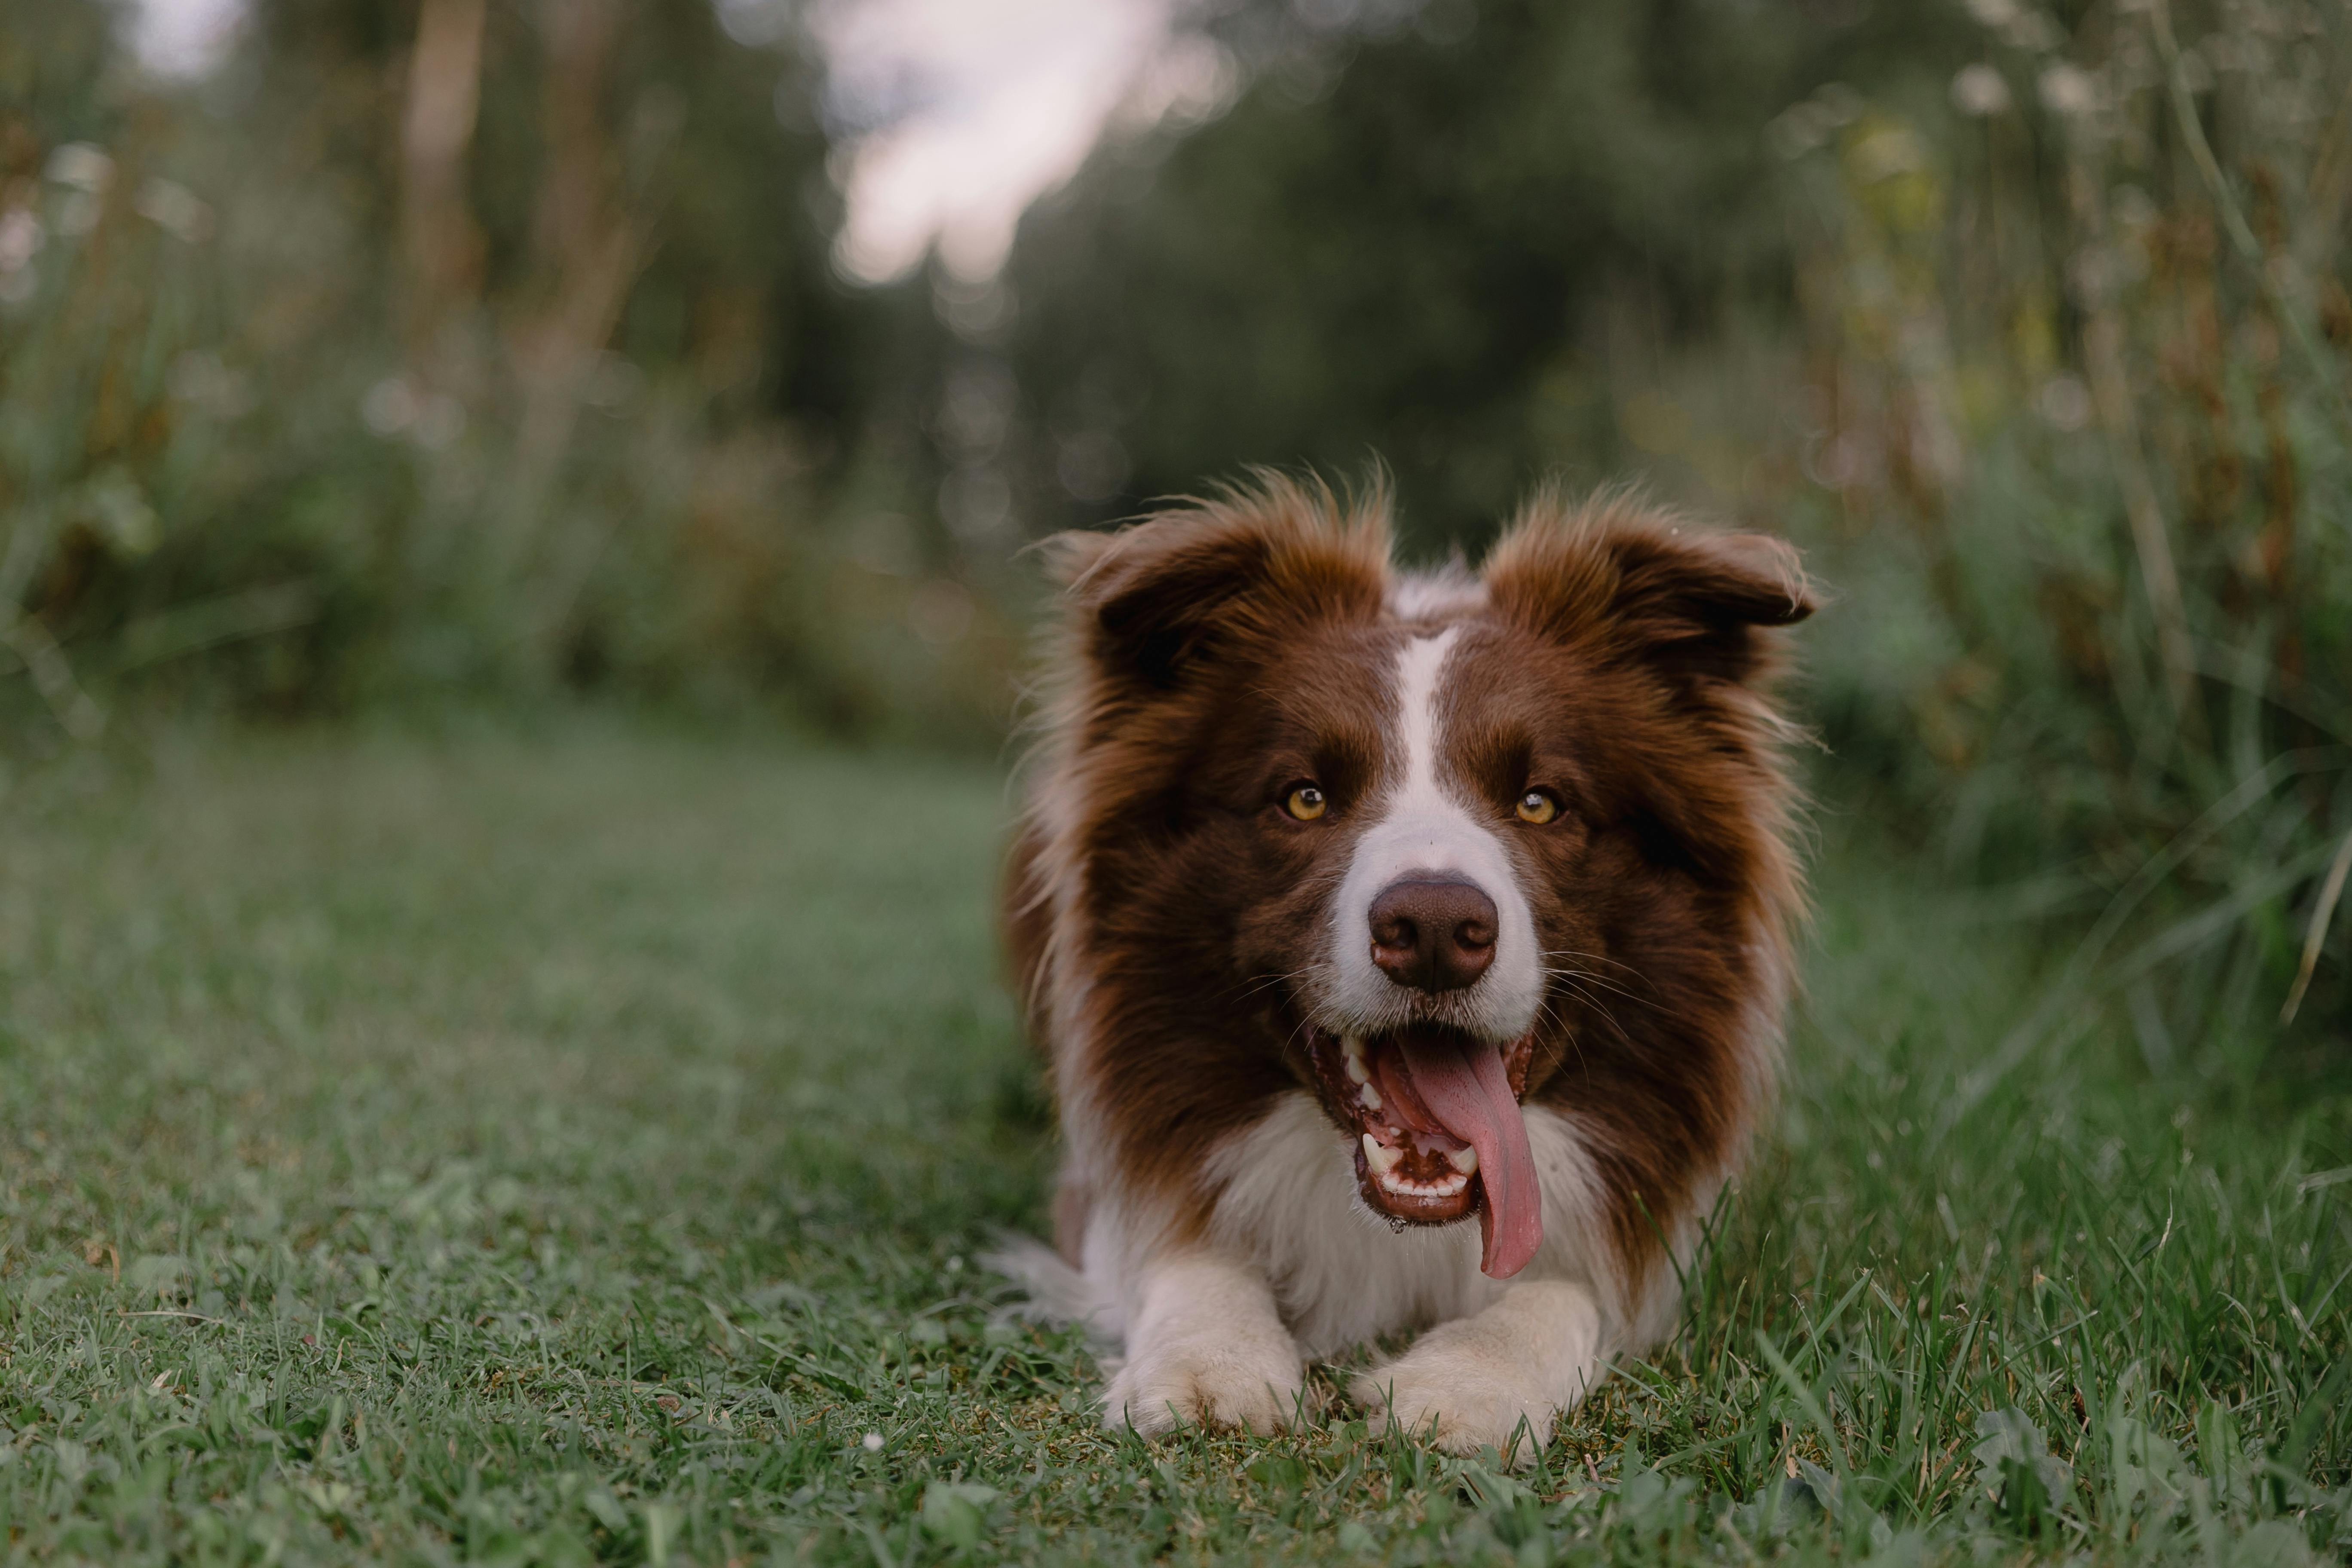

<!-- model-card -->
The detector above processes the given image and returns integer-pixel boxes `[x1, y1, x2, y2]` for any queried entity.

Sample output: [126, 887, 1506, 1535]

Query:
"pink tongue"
[1395, 1034, 1544, 1278]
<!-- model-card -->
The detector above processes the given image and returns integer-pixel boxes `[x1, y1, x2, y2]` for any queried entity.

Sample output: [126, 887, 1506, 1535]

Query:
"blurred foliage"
[0, 0, 1012, 744]
[0, 0, 2347, 1035]
[1779, 0, 2352, 1049]
[1001, 0, 1975, 540]
[994, 0, 2352, 1047]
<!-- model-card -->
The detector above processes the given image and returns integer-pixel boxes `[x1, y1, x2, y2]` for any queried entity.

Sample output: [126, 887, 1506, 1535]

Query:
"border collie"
[999, 477, 1813, 1456]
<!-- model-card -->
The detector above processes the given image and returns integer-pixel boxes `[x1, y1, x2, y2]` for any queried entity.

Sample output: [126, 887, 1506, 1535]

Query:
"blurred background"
[2, 0, 2347, 1045]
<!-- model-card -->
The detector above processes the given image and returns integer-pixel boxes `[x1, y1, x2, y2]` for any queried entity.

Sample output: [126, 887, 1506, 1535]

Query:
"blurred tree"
[0, 1, 220, 739]
[0, 0, 1014, 738]
[234, 0, 871, 453]
[1003, 0, 1975, 551]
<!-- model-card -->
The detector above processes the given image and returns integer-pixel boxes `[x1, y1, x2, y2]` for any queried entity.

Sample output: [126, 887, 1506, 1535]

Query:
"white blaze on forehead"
[1394, 629, 1456, 801]
[1323, 626, 1544, 1040]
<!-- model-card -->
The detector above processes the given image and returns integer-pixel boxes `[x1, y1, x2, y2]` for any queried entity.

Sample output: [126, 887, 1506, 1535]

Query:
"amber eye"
[1283, 784, 1329, 821]
[1516, 789, 1560, 825]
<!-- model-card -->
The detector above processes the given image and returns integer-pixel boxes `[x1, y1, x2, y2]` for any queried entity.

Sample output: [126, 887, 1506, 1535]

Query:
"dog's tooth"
[1361, 1133, 1403, 1175]
[1358, 1080, 1382, 1112]
[1445, 1145, 1478, 1175]
[1342, 1035, 1369, 1084]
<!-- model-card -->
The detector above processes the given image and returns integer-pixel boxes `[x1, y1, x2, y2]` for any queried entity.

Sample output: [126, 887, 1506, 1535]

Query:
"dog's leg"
[1352, 1278, 1602, 1460]
[1052, 1175, 1091, 1267]
[1105, 1253, 1304, 1436]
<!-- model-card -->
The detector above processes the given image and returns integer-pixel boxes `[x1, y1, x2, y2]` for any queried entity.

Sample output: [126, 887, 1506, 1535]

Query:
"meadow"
[1, 721, 2345, 1565]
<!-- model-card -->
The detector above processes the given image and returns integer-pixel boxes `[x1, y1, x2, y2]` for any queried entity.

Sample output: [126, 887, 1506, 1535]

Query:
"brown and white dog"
[999, 477, 1813, 1456]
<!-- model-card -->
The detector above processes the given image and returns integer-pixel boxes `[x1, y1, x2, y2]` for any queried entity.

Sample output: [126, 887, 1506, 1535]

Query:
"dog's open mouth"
[1306, 1026, 1542, 1279]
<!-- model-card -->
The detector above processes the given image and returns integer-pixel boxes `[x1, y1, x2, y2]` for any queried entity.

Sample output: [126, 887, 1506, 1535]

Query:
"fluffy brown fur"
[1001, 475, 1813, 1451]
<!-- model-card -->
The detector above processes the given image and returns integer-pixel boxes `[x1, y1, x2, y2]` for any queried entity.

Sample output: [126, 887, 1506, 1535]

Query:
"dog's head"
[1035, 478, 1813, 1280]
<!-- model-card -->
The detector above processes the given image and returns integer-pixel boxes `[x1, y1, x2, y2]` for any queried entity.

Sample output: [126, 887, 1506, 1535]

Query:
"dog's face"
[1042, 488, 1810, 1281]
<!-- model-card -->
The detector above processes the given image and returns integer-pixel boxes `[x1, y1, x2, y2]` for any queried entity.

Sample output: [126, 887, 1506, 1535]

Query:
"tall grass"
[1776, 0, 2352, 1055]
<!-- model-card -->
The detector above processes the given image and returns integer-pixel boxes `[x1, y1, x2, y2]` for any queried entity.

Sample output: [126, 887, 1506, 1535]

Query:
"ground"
[0, 719, 2346, 1565]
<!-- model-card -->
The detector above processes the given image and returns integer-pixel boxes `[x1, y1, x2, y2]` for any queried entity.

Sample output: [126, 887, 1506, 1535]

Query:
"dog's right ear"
[1044, 478, 1390, 689]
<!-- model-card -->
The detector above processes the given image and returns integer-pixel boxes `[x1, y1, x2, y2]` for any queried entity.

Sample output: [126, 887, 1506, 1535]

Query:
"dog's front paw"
[1353, 1284, 1601, 1461]
[1354, 1343, 1550, 1458]
[1106, 1329, 1303, 1436]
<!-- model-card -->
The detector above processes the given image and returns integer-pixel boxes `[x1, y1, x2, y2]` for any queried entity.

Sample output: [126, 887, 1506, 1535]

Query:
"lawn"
[1, 720, 2346, 1565]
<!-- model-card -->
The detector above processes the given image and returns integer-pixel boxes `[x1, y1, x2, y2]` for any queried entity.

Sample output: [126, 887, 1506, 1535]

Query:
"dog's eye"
[1283, 784, 1328, 821]
[1516, 789, 1560, 825]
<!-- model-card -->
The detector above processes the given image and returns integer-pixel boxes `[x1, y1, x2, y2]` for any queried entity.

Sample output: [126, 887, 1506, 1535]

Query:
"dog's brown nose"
[1368, 877, 1497, 992]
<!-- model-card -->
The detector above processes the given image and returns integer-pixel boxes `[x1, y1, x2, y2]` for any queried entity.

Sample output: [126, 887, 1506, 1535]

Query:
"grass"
[0, 719, 2346, 1565]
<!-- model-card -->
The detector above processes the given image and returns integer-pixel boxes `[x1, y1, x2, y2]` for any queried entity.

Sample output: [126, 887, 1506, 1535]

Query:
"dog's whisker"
[1537, 948, 1648, 980]
[1540, 973, 1626, 1041]
[1556, 983, 1634, 1046]
[1226, 966, 1319, 1007]
[1539, 964, 1656, 1011]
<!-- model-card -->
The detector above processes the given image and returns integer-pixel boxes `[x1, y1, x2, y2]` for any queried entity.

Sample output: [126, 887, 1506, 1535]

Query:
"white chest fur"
[1196, 1090, 1623, 1358]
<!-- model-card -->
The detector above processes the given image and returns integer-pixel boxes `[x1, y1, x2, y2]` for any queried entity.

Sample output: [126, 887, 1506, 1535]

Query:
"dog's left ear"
[1483, 494, 1816, 686]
